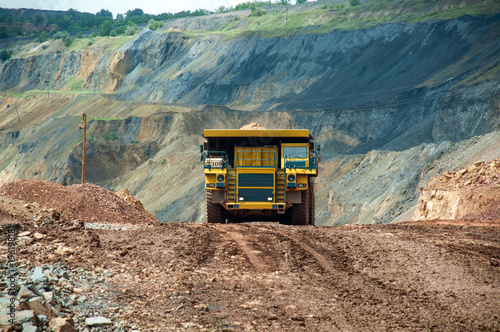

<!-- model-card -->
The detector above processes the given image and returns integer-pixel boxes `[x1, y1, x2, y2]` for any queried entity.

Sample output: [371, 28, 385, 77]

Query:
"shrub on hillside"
[148, 19, 163, 31]
[0, 50, 13, 61]
[250, 5, 267, 17]
[38, 31, 48, 43]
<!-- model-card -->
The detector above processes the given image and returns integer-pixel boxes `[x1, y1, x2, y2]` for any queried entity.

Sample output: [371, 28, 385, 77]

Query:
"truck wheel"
[309, 182, 315, 226]
[206, 190, 224, 223]
[290, 189, 309, 225]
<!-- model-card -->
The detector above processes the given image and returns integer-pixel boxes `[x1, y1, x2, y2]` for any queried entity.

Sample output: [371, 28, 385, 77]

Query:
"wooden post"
[81, 113, 86, 184]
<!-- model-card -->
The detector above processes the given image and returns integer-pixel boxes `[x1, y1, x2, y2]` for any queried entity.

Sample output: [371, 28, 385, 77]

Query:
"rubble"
[414, 158, 500, 221]
[0, 179, 499, 331]
[0, 179, 159, 226]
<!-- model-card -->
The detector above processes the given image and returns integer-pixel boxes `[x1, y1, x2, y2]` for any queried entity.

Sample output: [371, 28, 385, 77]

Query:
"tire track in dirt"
[275, 230, 337, 274]
[210, 224, 279, 273]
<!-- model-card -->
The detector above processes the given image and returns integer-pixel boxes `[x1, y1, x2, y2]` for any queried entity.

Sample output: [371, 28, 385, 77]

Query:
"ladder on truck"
[276, 169, 286, 213]
[227, 169, 236, 202]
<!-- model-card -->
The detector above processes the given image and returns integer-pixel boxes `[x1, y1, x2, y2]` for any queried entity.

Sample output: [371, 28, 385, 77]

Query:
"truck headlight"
[287, 174, 296, 182]
[217, 174, 225, 182]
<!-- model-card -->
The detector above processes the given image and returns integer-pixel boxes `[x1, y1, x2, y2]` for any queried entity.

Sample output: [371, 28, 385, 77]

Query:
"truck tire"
[309, 182, 315, 226]
[290, 188, 309, 225]
[206, 190, 224, 223]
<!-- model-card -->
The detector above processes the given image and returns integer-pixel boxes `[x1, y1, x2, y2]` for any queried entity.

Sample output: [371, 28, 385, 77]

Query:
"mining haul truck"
[201, 129, 320, 225]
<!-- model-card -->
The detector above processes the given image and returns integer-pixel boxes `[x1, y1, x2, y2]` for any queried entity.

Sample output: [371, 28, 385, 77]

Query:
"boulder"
[49, 317, 77, 332]
[28, 297, 55, 317]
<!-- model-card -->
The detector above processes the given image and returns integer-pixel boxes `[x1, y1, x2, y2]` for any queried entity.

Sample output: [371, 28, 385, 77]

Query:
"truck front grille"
[238, 189, 274, 202]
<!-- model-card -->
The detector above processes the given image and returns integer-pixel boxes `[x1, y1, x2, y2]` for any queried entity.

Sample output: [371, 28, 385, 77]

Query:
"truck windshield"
[283, 146, 308, 159]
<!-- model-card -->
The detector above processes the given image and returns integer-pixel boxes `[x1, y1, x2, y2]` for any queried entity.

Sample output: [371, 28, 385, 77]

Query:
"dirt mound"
[115, 188, 156, 221]
[0, 179, 158, 225]
[414, 159, 500, 221]
[239, 122, 266, 130]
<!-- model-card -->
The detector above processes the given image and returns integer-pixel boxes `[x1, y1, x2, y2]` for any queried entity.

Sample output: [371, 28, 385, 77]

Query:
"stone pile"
[427, 159, 500, 190]
[0, 262, 120, 331]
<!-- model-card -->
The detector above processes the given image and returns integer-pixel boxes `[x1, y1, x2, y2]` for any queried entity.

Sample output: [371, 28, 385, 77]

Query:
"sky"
[0, 0, 259, 16]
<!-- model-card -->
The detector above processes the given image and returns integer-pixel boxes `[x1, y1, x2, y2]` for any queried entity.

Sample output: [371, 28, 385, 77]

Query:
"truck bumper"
[222, 202, 291, 211]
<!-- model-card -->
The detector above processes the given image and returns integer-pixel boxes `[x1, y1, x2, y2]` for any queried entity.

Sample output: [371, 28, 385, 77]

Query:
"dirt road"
[3, 215, 499, 331]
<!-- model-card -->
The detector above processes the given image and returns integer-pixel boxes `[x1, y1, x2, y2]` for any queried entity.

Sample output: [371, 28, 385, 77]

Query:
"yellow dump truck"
[201, 129, 320, 225]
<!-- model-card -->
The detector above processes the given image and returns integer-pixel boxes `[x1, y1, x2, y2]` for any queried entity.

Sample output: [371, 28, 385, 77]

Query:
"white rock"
[85, 316, 113, 326]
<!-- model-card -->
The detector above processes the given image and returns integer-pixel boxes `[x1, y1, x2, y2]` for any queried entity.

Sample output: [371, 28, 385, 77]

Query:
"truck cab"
[201, 129, 320, 225]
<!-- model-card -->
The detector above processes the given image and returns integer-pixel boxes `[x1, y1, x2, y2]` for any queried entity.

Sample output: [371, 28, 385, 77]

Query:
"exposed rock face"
[413, 159, 500, 221]
[0, 13, 498, 225]
[1, 15, 499, 142]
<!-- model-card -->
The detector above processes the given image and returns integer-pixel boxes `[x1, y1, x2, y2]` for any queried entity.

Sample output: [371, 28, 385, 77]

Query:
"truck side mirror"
[317, 144, 321, 152]
[200, 145, 203, 153]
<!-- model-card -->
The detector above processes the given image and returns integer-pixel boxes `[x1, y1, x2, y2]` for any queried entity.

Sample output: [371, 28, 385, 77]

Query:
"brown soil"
[1, 180, 499, 331]
[0, 179, 158, 225]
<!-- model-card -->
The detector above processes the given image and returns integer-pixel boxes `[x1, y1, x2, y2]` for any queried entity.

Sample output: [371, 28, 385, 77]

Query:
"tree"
[148, 19, 163, 31]
[0, 50, 13, 61]
[296, 0, 307, 4]
[98, 20, 113, 36]
[38, 31, 48, 43]
[53, 31, 70, 40]
[126, 8, 144, 17]
[250, 5, 267, 17]
[125, 22, 138, 35]
[96, 9, 113, 18]
[349, 0, 361, 6]
[64, 36, 74, 46]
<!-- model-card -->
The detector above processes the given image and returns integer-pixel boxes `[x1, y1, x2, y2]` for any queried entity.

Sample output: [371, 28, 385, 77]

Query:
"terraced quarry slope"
[0, 1, 499, 224]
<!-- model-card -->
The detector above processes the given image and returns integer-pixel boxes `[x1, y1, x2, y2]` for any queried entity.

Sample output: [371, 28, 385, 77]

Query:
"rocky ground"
[0, 179, 499, 331]
[414, 158, 500, 222]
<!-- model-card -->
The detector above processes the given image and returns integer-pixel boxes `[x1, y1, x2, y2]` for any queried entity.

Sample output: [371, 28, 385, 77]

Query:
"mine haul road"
[16, 218, 499, 331]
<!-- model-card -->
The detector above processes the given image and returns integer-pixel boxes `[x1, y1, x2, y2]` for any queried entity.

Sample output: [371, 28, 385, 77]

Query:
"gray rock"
[77, 295, 87, 304]
[0, 297, 19, 314]
[31, 266, 44, 282]
[42, 291, 55, 305]
[85, 316, 113, 326]
[0, 309, 36, 326]
[22, 323, 38, 332]
[37, 314, 48, 324]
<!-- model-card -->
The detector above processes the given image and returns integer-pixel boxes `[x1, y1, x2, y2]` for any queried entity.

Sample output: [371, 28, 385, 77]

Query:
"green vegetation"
[0, 49, 13, 60]
[182, 0, 500, 39]
[148, 20, 164, 31]
[0, 6, 212, 41]
[103, 132, 118, 141]
[7, 90, 95, 98]
[66, 76, 84, 91]
[0, 0, 498, 52]
[93, 117, 125, 121]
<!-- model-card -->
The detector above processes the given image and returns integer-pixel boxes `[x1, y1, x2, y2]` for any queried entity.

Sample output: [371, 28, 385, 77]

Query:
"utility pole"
[15, 105, 21, 126]
[79, 113, 87, 184]
[45, 80, 49, 98]
[6, 104, 21, 126]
